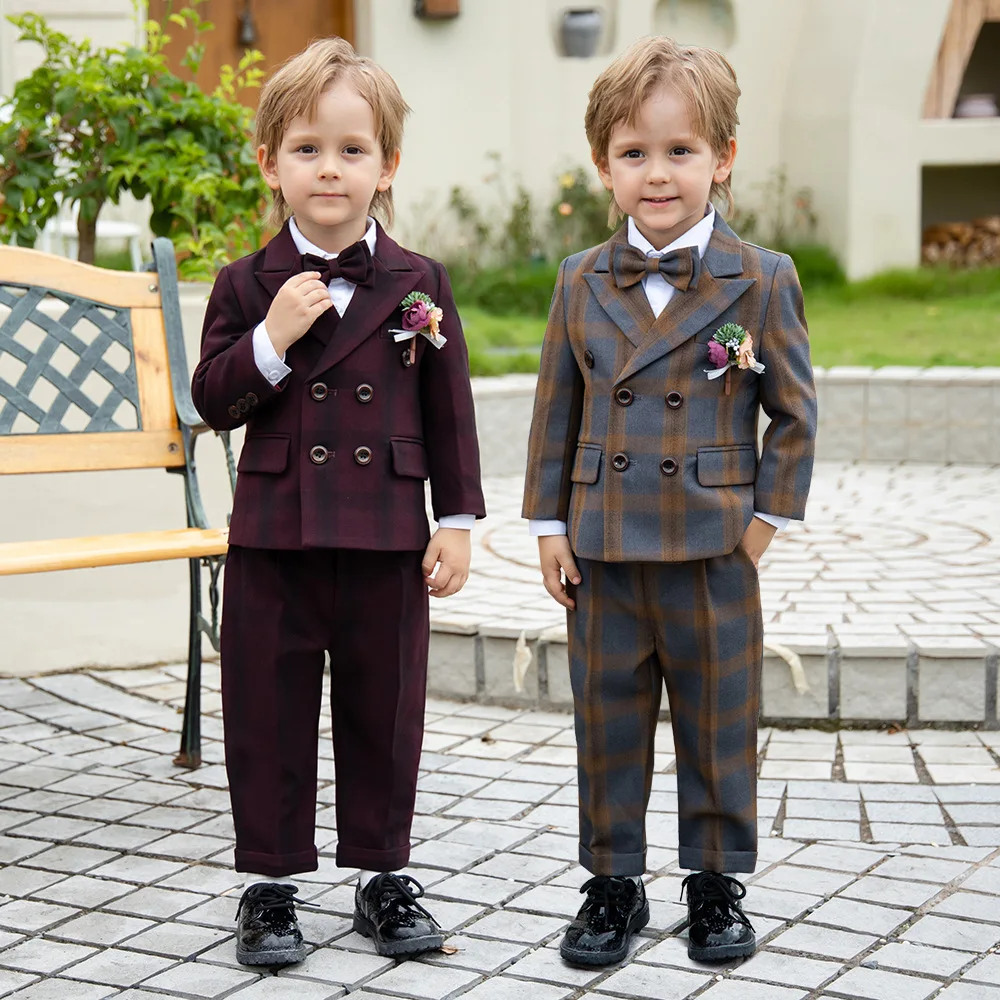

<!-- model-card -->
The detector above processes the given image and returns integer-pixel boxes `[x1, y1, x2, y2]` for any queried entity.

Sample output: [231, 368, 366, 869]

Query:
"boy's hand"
[538, 535, 581, 610]
[265, 272, 333, 356]
[422, 527, 472, 598]
[740, 517, 777, 568]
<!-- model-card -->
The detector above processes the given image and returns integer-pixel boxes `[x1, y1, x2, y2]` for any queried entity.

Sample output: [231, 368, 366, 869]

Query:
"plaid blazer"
[522, 214, 816, 563]
[192, 221, 485, 551]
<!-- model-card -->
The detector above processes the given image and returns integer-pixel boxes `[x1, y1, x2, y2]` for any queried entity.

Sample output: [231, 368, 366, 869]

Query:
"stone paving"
[433, 462, 1000, 653]
[0, 667, 999, 998]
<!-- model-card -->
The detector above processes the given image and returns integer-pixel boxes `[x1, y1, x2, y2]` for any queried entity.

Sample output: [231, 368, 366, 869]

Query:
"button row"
[309, 446, 374, 466]
[610, 453, 679, 476]
[227, 391, 259, 419]
[310, 382, 374, 403]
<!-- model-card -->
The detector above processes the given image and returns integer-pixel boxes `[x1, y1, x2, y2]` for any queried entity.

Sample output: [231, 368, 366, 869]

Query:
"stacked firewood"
[921, 216, 1000, 266]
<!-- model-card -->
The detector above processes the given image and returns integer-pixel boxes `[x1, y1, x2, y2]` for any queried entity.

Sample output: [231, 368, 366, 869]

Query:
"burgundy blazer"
[192, 221, 486, 551]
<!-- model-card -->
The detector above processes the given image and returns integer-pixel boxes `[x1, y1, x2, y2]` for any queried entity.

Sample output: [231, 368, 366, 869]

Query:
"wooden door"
[149, 0, 355, 109]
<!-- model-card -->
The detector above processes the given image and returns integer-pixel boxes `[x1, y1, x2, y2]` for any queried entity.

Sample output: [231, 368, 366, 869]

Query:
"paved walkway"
[434, 462, 1000, 653]
[1, 668, 999, 999]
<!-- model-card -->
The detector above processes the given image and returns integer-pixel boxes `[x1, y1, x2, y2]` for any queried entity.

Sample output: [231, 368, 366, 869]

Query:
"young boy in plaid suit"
[193, 39, 485, 966]
[523, 36, 816, 965]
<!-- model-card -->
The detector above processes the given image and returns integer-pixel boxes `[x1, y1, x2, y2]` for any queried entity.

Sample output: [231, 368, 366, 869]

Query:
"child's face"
[596, 83, 736, 250]
[258, 78, 400, 250]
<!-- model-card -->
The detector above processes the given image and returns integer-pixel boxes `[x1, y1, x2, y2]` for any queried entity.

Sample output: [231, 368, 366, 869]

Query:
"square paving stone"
[0, 837, 51, 866]
[0, 900, 79, 933]
[694, 983, 807, 1000]
[430, 874, 522, 906]
[935, 986, 1000, 999]
[594, 964, 710, 999]
[0, 868, 64, 898]
[839, 875, 942, 908]
[826, 967, 941, 999]
[459, 979, 572, 1000]
[782, 820, 861, 840]
[868, 823, 952, 844]
[3, 979, 117, 1000]
[504, 884, 583, 918]
[61, 949, 176, 987]
[21, 846, 119, 875]
[360, 961, 479, 998]
[0, 938, 96, 974]
[931, 890, 1000, 923]
[31, 876, 133, 909]
[469, 855, 567, 884]
[141, 962, 258, 997]
[752, 866, 855, 897]
[871, 855, 974, 884]
[963, 955, 1000, 985]
[105, 887, 209, 919]
[88, 856, 186, 884]
[743, 887, 823, 920]
[806, 898, 910, 936]
[732, 951, 842, 989]
[766, 922, 878, 960]
[462, 910, 567, 945]
[867, 941, 971, 977]
[789, 845, 887, 873]
[125, 922, 231, 959]
[47, 912, 153, 947]
[902, 914, 1000, 952]
[500, 944, 604, 987]
[0, 972, 38, 997]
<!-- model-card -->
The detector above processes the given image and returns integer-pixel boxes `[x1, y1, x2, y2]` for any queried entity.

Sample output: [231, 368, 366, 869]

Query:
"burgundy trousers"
[220, 545, 429, 877]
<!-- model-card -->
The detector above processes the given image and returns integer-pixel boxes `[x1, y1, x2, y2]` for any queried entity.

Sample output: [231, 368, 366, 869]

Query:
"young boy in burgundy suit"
[523, 37, 816, 965]
[192, 38, 485, 966]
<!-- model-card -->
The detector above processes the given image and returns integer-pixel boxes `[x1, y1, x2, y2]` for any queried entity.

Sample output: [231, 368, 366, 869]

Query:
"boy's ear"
[714, 137, 737, 184]
[376, 148, 402, 193]
[592, 150, 614, 193]
[257, 145, 281, 191]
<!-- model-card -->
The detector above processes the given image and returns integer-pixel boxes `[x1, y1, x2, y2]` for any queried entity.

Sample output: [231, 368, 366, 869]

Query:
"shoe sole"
[236, 944, 306, 966]
[559, 901, 650, 967]
[687, 936, 756, 963]
[352, 912, 444, 957]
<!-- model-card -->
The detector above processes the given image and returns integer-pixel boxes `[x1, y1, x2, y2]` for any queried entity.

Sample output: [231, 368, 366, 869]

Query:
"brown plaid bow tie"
[611, 244, 701, 292]
[302, 239, 375, 288]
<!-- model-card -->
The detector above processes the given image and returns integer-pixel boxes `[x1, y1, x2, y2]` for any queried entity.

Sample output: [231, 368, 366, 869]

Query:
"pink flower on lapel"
[707, 341, 729, 368]
[402, 300, 431, 332]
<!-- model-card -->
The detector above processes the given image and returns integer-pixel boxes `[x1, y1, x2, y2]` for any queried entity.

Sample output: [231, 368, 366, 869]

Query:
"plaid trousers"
[568, 547, 763, 876]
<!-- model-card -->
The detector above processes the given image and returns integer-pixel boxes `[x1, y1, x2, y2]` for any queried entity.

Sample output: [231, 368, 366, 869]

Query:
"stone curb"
[429, 626, 1000, 728]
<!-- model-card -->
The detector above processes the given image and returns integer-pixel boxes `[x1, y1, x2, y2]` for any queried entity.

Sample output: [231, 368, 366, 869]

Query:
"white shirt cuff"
[253, 322, 292, 386]
[754, 511, 790, 532]
[529, 519, 568, 537]
[438, 515, 476, 530]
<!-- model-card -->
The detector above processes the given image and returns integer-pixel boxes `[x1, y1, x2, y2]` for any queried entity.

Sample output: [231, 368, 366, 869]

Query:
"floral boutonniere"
[705, 322, 765, 395]
[389, 292, 448, 365]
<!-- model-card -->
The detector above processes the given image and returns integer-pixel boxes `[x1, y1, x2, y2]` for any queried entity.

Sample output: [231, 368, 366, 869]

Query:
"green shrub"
[449, 261, 560, 316]
[781, 243, 846, 290]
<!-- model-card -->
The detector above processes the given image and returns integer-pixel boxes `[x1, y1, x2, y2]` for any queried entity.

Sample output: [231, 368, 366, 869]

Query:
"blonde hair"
[255, 37, 410, 229]
[585, 35, 740, 225]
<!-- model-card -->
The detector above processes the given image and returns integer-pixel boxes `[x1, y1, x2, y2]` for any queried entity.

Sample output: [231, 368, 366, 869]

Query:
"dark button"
[246, 391, 258, 406]
[611, 452, 629, 472]
[309, 445, 329, 465]
[401, 348, 414, 368]
[660, 458, 678, 476]
[310, 382, 329, 401]
[354, 445, 372, 466]
[666, 390, 684, 409]
[355, 383, 374, 403]
[228, 405, 240, 419]
[583, 350, 595, 369]
[615, 387, 634, 407]
[236, 398, 250, 414]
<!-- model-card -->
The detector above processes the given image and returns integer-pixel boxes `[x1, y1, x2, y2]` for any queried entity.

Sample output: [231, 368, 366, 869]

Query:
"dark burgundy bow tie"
[302, 240, 375, 288]
[611, 244, 701, 292]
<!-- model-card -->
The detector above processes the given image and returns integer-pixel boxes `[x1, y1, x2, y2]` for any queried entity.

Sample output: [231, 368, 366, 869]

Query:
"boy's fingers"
[560, 555, 581, 585]
[429, 565, 454, 592]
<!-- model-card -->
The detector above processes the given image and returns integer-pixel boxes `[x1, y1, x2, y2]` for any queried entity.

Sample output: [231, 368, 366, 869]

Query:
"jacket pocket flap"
[697, 444, 757, 487]
[237, 435, 289, 474]
[391, 437, 429, 479]
[571, 443, 603, 484]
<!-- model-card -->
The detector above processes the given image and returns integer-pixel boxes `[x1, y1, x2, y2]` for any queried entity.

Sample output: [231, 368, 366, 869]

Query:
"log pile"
[922, 216, 1000, 267]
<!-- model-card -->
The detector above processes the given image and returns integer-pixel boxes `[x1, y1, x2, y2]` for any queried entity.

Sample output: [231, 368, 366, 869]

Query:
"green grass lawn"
[459, 267, 1000, 375]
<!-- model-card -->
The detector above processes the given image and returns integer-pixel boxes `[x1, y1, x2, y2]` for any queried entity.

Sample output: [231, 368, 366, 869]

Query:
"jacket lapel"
[613, 214, 755, 385]
[583, 226, 653, 349]
[307, 223, 421, 379]
[253, 221, 299, 298]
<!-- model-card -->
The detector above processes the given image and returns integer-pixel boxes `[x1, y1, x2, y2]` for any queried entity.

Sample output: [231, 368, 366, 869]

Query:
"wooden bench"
[0, 238, 233, 768]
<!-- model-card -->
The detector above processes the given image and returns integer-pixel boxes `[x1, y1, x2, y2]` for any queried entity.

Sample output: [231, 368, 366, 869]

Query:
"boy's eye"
[297, 144, 317, 154]
[671, 147, 691, 156]
[344, 145, 364, 155]
[623, 149, 644, 159]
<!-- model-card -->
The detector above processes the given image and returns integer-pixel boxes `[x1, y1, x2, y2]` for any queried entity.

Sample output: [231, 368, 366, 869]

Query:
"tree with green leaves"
[0, 1, 268, 278]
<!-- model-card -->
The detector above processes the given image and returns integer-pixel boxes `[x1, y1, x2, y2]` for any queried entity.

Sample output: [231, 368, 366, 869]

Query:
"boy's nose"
[317, 159, 342, 179]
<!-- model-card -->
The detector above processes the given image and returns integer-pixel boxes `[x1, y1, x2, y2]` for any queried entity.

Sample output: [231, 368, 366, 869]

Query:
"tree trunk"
[76, 208, 99, 265]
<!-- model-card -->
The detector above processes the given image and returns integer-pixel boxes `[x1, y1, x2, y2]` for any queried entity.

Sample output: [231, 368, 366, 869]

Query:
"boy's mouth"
[643, 196, 678, 205]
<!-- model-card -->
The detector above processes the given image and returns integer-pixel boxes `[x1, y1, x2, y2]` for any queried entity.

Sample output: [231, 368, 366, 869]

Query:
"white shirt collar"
[288, 216, 377, 260]
[627, 206, 716, 259]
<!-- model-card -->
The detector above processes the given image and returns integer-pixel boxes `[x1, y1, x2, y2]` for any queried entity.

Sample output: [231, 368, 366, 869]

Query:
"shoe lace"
[236, 882, 318, 921]
[578, 875, 636, 929]
[370, 873, 435, 922]
[679, 872, 755, 935]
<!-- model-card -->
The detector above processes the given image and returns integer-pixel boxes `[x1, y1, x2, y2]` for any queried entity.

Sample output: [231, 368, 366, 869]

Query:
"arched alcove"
[652, 0, 736, 50]
[924, 0, 1000, 118]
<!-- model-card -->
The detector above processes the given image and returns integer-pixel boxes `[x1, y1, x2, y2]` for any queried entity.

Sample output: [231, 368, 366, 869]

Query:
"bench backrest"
[0, 241, 189, 475]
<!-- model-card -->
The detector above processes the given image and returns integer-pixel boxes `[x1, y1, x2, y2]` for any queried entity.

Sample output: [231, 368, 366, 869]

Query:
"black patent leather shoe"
[353, 873, 444, 957]
[560, 875, 649, 966]
[235, 882, 313, 966]
[681, 871, 756, 962]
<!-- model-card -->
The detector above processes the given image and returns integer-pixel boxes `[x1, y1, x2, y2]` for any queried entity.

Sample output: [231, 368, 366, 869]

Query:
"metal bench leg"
[175, 556, 203, 769]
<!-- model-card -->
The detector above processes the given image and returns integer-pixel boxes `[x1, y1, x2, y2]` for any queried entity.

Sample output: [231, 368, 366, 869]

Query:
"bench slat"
[0, 527, 228, 575]
[0, 430, 186, 474]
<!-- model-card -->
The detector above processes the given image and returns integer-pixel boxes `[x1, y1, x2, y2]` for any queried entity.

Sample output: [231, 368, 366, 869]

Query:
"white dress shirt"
[251, 216, 474, 532]
[530, 210, 789, 537]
